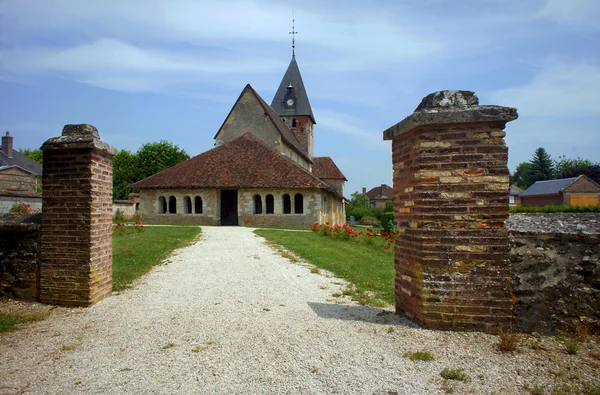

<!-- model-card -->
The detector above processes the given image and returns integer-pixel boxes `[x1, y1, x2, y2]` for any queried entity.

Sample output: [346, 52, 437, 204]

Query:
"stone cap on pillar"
[41, 124, 117, 155]
[383, 90, 518, 140]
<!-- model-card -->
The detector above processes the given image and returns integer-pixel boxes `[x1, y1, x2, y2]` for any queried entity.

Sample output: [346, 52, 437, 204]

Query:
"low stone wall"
[0, 214, 41, 300]
[507, 213, 600, 334]
[0, 191, 42, 214]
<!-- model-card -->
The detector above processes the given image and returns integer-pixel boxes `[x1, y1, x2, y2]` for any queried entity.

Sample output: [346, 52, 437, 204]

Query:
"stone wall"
[0, 214, 41, 300]
[507, 213, 600, 334]
[138, 188, 219, 225]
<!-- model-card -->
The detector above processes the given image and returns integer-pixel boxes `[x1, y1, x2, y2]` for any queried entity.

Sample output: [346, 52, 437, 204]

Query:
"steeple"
[271, 56, 316, 124]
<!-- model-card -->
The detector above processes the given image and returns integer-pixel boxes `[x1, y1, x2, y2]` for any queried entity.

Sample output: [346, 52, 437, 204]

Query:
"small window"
[292, 118, 297, 128]
[194, 196, 203, 214]
[283, 194, 291, 214]
[169, 196, 177, 214]
[184, 196, 192, 214]
[294, 193, 303, 214]
[266, 194, 274, 214]
[254, 194, 262, 214]
[158, 196, 167, 214]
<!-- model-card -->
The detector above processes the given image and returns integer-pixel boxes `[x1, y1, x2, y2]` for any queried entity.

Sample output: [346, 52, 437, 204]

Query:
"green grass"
[255, 229, 394, 306]
[112, 226, 201, 291]
[0, 311, 49, 333]
[403, 350, 436, 361]
[440, 367, 472, 383]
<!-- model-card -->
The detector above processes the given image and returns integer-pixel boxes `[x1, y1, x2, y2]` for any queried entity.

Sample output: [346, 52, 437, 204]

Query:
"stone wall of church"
[320, 190, 346, 225]
[238, 189, 320, 227]
[138, 188, 219, 225]
[320, 179, 345, 198]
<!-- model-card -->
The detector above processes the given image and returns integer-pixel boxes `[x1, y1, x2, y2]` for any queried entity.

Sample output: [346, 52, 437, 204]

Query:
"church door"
[220, 190, 238, 226]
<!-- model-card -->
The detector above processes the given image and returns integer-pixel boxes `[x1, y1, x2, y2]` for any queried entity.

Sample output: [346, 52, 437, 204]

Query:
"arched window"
[254, 194, 262, 214]
[158, 196, 167, 214]
[294, 193, 304, 214]
[184, 196, 192, 214]
[194, 196, 203, 214]
[283, 194, 291, 214]
[266, 194, 274, 214]
[168, 196, 177, 214]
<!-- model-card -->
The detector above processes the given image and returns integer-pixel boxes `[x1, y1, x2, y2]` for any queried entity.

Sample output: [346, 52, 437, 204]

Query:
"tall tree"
[135, 140, 190, 181]
[555, 155, 593, 176]
[346, 191, 372, 221]
[528, 147, 555, 183]
[19, 148, 43, 164]
[558, 164, 600, 184]
[112, 141, 190, 200]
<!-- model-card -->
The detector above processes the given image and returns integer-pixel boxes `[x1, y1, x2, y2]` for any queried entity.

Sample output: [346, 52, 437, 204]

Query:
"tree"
[19, 148, 43, 164]
[135, 140, 190, 181]
[346, 192, 372, 221]
[558, 164, 600, 184]
[384, 199, 394, 212]
[511, 162, 533, 189]
[112, 149, 138, 200]
[528, 147, 555, 183]
[112, 141, 190, 200]
[555, 155, 593, 176]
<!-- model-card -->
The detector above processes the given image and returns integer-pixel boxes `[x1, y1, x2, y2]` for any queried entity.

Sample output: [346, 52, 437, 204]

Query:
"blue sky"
[1, 0, 599, 195]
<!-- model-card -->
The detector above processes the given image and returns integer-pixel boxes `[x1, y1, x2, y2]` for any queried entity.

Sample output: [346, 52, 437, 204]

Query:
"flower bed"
[311, 222, 395, 252]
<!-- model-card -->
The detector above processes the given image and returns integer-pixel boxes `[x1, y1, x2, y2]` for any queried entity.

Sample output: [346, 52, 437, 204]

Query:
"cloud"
[489, 61, 600, 117]
[317, 110, 389, 152]
[537, 0, 600, 28]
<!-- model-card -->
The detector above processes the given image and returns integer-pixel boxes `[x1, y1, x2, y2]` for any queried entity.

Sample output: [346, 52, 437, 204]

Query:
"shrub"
[9, 201, 39, 215]
[565, 340, 580, 355]
[360, 215, 377, 226]
[114, 209, 126, 223]
[311, 222, 395, 252]
[497, 327, 520, 352]
[403, 350, 435, 361]
[440, 368, 471, 382]
[380, 212, 395, 234]
[510, 205, 600, 213]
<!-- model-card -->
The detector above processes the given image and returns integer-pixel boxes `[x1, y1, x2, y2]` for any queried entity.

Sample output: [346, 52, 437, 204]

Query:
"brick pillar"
[383, 91, 518, 332]
[40, 124, 117, 307]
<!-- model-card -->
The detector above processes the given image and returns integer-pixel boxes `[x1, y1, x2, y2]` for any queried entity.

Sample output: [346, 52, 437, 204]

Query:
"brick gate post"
[383, 91, 518, 332]
[40, 124, 117, 306]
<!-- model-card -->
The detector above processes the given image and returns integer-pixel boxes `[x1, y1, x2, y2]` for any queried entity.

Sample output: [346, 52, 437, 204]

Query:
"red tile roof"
[313, 157, 347, 181]
[214, 84, 311, 163]
[366, 184, 394, 200]
[131, 133, 334, 192]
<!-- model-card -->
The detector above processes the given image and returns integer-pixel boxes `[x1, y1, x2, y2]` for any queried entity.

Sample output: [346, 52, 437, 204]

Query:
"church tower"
[271, 24, 316, 159]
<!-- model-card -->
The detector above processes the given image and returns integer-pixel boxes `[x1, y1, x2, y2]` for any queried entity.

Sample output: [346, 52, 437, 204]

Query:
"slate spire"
[271, 55, 316, 124]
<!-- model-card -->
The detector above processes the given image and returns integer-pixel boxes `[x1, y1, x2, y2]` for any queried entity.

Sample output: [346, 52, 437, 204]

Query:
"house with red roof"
[132, 54, 347, 226]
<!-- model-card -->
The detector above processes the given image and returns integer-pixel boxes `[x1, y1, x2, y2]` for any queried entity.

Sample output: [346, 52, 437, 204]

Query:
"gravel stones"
[1, 227, 599, 394]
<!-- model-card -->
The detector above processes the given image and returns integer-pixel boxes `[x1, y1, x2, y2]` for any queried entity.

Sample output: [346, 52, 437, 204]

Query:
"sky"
[1, 0, 599, 196]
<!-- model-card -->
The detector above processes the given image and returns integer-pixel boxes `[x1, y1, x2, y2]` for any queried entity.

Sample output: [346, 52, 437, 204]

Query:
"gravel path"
[1, 227, 598, 394]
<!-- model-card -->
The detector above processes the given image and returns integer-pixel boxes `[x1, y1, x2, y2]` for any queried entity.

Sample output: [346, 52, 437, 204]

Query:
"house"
[132, 54, 346, 227]
[0, 132, 43, 213]
[362, 184, 394, 208]
[520, 175, 600, 207]
[509, 185, 523, 206]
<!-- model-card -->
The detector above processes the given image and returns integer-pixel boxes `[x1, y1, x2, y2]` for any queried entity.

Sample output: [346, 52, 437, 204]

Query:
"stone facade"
[0, 166, 40, 193]
[0, 191, 42, 214]
[138, 187, 342, 227]
[383, 90, 518, 332]
[39, 124, 116, 307]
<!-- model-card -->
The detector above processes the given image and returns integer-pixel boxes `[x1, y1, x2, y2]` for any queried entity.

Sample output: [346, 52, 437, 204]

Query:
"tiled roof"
[0, 151, 42, 176]
[520, 177, 578, 197]
[509, 185, 523, 196]
[131, 133, 334, 193]
[214, 84, 311, 163]
[313, 157, 347, 181]
[366, 184, 394, 200]
[271, 55, 316, 123]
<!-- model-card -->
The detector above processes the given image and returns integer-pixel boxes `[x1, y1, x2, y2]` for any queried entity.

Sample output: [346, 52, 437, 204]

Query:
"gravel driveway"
[1, 227, 598, 394]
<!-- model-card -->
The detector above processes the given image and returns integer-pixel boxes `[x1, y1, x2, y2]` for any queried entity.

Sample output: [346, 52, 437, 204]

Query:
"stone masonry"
[383, 90, 518, 332]
[40, 124, 116, 307]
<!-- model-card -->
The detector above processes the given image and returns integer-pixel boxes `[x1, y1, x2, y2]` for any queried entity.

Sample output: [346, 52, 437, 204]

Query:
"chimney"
[362, 187, 366, 194]
[2, 132, 13, 158]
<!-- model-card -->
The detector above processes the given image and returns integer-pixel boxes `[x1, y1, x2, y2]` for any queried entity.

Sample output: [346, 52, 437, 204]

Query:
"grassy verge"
[255, 229, 394, 306]
[112, 226, 201, 291]
[0, 311, 49, 333]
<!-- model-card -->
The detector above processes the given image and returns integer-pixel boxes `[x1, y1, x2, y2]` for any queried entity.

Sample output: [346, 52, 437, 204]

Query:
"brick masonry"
[383, 90, 518, 332]
[39, 124, 116, 307]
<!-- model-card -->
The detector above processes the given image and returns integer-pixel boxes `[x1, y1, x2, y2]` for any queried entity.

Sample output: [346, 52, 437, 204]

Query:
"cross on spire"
[289, 19, 297, 57]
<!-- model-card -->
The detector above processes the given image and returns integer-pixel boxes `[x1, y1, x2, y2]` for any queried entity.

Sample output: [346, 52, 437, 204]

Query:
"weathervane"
[289, 18, 297, 57]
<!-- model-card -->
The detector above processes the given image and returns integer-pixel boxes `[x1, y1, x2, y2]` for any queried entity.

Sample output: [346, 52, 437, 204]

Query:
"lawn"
[112, 226, 202, 291]
[254, 229, 395, 306]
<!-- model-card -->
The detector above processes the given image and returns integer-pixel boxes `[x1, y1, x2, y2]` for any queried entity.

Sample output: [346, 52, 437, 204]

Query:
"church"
[132, 52, 347, 227]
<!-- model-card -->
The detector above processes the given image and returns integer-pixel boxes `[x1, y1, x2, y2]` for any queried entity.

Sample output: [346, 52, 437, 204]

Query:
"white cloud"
[537, 0, 600, 28]
[317, 110, 389, 152]
[489, 62, 600, 117]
